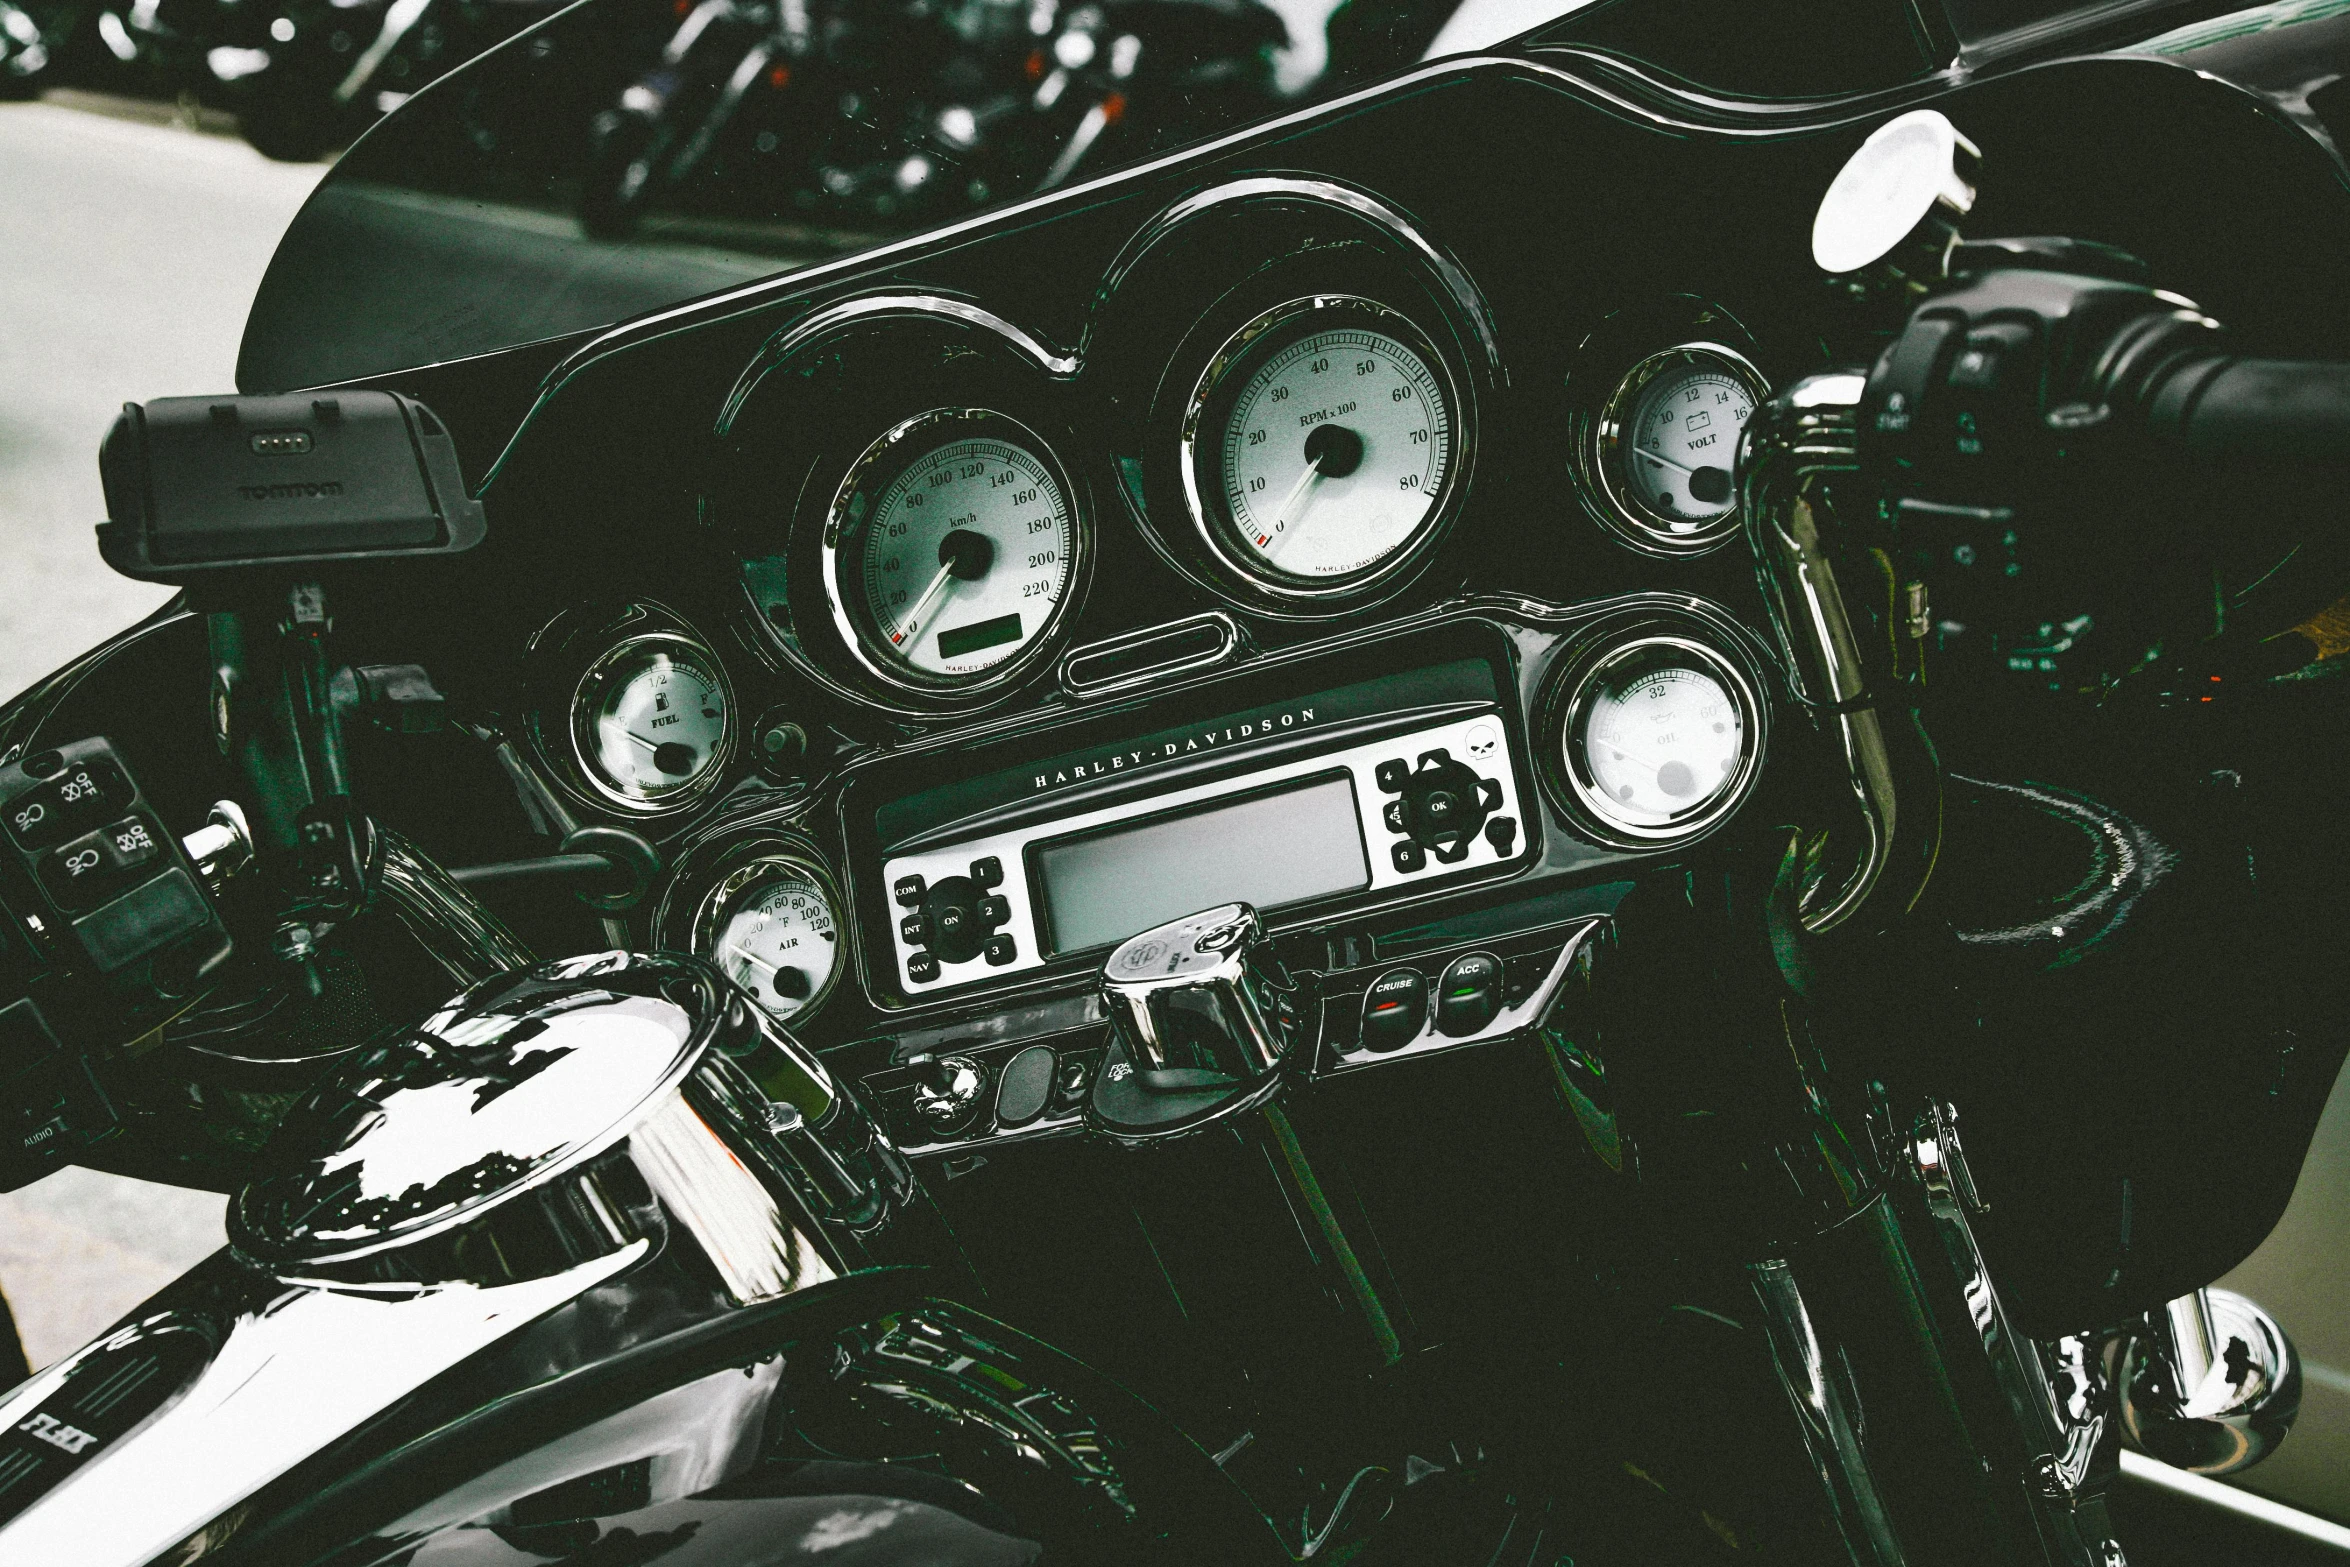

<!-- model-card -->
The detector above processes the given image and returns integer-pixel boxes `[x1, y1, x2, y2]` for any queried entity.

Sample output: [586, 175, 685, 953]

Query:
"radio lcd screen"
[1035, 774, 1369, 954]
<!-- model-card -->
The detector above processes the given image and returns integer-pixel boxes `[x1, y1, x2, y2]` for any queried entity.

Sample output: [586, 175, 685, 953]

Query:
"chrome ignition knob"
[908, 1053, 985, 1130]
[1092, 903, 1304, 1142]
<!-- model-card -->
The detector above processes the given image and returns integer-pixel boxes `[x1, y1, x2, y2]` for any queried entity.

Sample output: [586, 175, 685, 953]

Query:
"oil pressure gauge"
[1594, 343, 1768, 555]
[1561, 635, 1762, 844]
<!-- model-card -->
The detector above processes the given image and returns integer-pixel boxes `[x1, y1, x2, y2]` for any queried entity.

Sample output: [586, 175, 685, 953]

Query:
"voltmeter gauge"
[1595, 344, 1768, 554]
[700, 856, 841, 1022]
[1184, 295, 1462, 597]
[1562, 636, 1762, 843]
[572, 635, 735, 811]
[825, 408, 1085, 697]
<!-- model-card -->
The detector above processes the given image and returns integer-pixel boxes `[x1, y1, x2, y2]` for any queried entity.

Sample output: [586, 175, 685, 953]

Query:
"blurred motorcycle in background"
[576, 0, 1287, 237]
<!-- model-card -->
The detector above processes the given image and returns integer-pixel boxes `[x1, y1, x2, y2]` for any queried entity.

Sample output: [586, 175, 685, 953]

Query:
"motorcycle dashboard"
[198, 0, 2350, 1158]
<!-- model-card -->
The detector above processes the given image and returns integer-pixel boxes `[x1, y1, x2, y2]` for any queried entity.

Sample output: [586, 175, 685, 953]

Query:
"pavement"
[0, 95, 324, 1368]
[0, 82, 2345, 1532]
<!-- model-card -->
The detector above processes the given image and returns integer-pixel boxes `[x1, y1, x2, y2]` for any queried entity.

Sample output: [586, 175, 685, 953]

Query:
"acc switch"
[1360, 967, 1428, 1052]
[1434, 952, 1504, 1036]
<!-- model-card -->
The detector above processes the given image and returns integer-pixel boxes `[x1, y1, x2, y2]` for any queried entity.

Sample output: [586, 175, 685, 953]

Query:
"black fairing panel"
[204, 1272, 1287, 1566]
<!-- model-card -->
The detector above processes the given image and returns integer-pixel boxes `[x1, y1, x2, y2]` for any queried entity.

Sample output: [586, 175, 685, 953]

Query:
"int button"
[1434, 952, 1505, 1037]
[1359, 968, 1428, 1052]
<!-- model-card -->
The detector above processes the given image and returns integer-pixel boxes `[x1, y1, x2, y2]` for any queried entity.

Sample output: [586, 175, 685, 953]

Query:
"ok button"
[1422, 789, 1460, 825]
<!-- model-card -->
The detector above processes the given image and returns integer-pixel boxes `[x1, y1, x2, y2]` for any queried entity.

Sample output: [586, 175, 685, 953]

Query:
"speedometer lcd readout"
[855, 435, 1074, 680]
[1218, 324, 1452, 580]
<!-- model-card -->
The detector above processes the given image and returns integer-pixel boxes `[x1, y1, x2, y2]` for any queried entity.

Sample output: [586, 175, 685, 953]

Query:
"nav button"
[907, 952, 940, 984]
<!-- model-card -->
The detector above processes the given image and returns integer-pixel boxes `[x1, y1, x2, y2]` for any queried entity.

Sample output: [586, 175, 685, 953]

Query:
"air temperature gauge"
[696, 854, 843, 1022]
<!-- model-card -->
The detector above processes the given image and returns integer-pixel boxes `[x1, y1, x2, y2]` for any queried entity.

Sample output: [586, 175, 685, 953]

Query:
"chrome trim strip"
[1750, 1255, 1908, 1566]
[715, 293, 1077, 438]
[2118, 1450, 2350, 1552]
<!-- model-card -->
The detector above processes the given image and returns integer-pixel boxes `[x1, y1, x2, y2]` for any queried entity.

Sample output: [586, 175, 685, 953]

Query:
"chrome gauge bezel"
[820, 406, 1091, 702]
[1591, 342, 1770, 557]
[1178, 294, 1470, 606]
[562, 627, 739, 817]
[669, 842, 847, 1026]
[1555, 631, 1767, 848]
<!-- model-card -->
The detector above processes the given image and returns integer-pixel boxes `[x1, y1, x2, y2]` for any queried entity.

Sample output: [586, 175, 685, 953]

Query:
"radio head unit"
[850, 647, 1535, 1005]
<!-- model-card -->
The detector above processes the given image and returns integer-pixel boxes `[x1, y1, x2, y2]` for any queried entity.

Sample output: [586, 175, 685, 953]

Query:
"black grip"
[2145, 355, 2350, 466]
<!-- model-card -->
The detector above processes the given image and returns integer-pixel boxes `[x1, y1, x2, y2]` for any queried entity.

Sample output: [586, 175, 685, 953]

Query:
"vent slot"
[1060, 614, 1242, 698]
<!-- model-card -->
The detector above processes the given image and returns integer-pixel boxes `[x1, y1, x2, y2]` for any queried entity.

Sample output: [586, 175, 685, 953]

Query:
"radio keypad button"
[1374, 759, 1410, 794]
[1391, 841, 1426, 873]
[1381, 799, 1408, 834]
[907, 952, 940, 984]
[893, 874, 927, 908]
[900, 913, 929, 947]
[923, 875, 986, 964]
[984, 933, 1017, 966]
[977, 895, 1010, 927]
[1485, 816, 1518, 855]
[970, 857, 1003, 888]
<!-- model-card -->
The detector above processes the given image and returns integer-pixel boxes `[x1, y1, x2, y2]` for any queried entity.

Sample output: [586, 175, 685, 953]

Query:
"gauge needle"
[1637, 447, 1697, 476]
[723, 943, 779, 977]
[894, 561, 958, 647]
[1262, 464, 1323, 556]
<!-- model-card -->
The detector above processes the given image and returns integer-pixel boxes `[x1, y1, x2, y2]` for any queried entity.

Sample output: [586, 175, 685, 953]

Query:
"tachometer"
[826, 408, 1083, 695]
[1184, 296, 1461, 595]
[701, 855, 841, 1021]
[1596, 344, 1768, 552]
[1562, 636, 1761, 842]
[572, 635, 734, 811]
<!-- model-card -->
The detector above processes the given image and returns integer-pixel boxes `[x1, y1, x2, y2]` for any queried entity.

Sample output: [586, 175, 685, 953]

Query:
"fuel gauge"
[571, 634, 736, 812]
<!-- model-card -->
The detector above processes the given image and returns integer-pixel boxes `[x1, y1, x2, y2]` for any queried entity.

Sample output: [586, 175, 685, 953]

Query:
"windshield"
[235, 0, 1619, 392]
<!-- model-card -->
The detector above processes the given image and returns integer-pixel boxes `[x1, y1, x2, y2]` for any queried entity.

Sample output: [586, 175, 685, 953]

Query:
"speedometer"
[1184, 296, 1461, 596]
[825, 408, 1084, 696]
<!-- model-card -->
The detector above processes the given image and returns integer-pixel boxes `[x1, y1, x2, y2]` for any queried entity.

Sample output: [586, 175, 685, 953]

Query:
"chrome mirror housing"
[2117, 1286, 2302, 1476]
